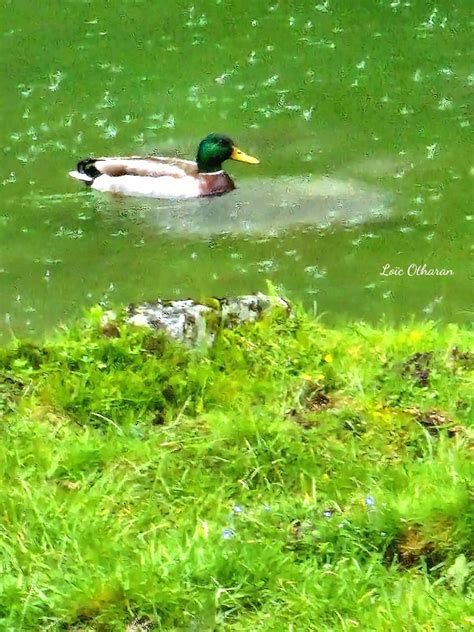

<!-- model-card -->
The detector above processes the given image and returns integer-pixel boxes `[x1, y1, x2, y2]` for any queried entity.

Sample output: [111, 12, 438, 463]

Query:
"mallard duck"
[69, 133, 259, 199]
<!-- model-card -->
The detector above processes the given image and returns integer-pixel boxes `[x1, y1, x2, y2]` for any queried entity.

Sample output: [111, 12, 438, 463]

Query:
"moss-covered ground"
[0, 307, 473, 630]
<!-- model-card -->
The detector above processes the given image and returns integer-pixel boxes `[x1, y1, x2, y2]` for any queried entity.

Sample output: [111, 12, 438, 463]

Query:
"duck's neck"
[196, 158, 224, 173]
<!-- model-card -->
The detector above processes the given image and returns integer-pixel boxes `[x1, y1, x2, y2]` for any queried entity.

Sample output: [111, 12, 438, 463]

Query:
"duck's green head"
[196, 133, 259, 173]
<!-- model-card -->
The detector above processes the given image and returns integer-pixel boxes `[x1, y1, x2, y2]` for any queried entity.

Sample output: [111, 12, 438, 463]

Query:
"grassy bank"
[0, 307, 473, 630]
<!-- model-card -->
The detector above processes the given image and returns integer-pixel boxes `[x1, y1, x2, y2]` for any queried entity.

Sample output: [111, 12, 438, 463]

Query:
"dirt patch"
[402, 352, 432, 387]
[287, 383, 333, 428]
[306, 389, 331, 412]
[408, 406, 462, 437]
[386, 524, 442, 570]
[451, 346, 474, 369]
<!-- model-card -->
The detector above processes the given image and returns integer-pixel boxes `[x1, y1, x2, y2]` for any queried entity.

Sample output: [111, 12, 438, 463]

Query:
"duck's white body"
[69, 170, 202, 199]
[92, 174, 201, 199]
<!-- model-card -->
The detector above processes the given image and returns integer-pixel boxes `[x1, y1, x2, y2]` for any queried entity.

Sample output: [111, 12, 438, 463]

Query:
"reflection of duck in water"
[69, 133, 259, 199]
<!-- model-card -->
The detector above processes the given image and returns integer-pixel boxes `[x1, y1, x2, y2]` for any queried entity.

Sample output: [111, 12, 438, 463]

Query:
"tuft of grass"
[0, 307, 473, 630]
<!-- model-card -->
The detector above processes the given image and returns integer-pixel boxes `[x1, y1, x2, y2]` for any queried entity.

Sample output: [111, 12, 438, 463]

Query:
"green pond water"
[1, 1, 472, 341]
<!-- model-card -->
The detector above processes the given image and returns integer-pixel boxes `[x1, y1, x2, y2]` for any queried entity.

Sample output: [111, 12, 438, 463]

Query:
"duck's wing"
[82, 156, 199, 179]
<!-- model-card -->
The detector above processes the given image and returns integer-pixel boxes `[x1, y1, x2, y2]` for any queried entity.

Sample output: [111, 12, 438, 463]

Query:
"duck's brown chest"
[199, 172, 235, 197]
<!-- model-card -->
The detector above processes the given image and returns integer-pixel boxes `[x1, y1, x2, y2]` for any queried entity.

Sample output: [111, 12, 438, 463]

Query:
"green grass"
[0, 307, 473, 630]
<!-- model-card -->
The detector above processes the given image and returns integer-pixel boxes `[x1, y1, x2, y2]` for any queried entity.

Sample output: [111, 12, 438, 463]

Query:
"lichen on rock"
[125, 292, 291, 344]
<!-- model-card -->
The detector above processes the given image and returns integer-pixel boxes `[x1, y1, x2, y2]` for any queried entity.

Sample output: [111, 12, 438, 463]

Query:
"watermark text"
[380, 263, 454, 277]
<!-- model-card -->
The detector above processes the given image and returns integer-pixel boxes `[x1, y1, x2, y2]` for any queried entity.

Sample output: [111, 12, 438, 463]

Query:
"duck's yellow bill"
[231, 146, 260, 164]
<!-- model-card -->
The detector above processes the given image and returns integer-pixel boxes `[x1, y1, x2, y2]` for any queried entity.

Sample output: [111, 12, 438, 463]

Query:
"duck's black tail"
[77, 158, 102, 179]
[69, 158, 102, 185]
